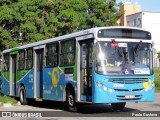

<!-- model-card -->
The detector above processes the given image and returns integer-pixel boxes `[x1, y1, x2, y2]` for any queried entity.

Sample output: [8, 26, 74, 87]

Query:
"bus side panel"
[1, 72, 10, 95]
[43, 67, 76, 101]
[16, 69, 34, 98]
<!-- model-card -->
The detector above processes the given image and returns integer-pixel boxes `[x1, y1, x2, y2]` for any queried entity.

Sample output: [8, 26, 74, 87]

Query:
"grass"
[0, 93, 18, 106]
[154, 67, 160, 92]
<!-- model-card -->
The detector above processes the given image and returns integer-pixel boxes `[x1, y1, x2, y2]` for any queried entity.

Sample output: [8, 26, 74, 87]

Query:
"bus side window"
[46, 42, 58, 67]
[3, 54, 10, 72]
[26, 48, 33, 69]
[18, 50, 25, 70]
[60, 40, 75, 66]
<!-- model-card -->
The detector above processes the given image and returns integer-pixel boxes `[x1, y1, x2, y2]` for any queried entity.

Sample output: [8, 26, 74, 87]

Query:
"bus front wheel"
[66, 89, 77, 112]
[19, 86, 27, 105]
[111, 102, 126, 111]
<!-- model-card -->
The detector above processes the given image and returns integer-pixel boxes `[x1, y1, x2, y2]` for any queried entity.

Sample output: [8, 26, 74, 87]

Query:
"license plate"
[125, 94, 135, 99]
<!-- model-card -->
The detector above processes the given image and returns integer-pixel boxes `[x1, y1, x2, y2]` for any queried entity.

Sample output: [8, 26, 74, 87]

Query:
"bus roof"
[2, 26, 150, 54]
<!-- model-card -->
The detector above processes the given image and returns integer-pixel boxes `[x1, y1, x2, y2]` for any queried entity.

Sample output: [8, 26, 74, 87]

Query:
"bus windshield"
[95, 41, 153, 75]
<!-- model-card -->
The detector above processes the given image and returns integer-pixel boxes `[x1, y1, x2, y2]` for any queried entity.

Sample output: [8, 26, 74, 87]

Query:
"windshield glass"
[95, 41, 153, 75]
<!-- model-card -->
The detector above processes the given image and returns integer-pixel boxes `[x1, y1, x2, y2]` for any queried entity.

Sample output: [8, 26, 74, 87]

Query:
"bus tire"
[19, 86, 27, 105]
[66, 89, 77, 112]
[111, 102, 126, 111]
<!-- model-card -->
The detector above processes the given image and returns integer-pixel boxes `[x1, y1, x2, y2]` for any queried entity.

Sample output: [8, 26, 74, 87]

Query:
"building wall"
[141, 12, 160, 52]
[127, 12, 160, 67]
[120, 3, 141, 26]
[127, 12, 142, 27]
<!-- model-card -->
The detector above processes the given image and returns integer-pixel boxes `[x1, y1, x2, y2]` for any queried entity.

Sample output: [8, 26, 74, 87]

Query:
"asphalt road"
[0, 93, 159, 119]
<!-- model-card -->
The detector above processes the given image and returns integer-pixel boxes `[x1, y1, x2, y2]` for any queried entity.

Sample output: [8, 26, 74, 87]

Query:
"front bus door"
[79, 39, 93, 101]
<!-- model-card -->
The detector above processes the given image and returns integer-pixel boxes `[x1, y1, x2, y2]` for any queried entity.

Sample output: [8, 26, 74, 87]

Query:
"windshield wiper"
[132, 41, 142, 63]
[134, 40, 142, 55]
[117, 47, 124, 58]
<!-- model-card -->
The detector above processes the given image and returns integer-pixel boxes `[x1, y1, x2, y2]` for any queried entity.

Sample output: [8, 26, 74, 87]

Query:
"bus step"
[35, 98, 43, 101]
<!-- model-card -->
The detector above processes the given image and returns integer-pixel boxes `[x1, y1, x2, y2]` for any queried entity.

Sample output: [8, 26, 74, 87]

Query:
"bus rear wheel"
[111, 102, 126, 111]
[66, 89, 77, 112]
[19, 86, 27, 105]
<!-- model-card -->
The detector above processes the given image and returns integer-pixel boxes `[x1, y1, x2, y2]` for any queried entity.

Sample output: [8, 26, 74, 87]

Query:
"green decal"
[16, 70, 30, 82]
[2, 72, 10, 81]
[10, 48, 19, 55]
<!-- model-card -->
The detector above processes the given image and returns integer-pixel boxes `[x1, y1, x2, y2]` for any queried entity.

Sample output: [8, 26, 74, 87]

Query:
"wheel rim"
[68, 94, 74, 107]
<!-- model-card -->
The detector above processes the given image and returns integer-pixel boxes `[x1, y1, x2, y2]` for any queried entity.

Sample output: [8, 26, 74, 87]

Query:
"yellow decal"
[143, 82, 149, 89]
[56, 90, 58, 96]
[60, 85, 63, 90]
[105, 64, 114, 67]
[60, 70, 64, 75]
[52, 67, 60, 87]
[48, 71, 51, 75]
[143, 79, 151, 89]
[50, 86, 53, 90]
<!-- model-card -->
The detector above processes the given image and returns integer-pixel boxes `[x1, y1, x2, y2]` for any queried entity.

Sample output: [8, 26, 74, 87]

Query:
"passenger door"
[34, 45, 45, 98]
[79, 39, 93, 101]
[10, 54, 17, 96]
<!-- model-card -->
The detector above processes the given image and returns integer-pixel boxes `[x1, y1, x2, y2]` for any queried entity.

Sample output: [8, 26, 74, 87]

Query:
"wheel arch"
[18, 83, 25, 97]
[63, 83, 75, 102]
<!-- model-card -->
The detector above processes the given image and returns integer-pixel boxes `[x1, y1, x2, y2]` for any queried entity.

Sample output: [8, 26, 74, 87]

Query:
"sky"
[116, 0, 160, 12]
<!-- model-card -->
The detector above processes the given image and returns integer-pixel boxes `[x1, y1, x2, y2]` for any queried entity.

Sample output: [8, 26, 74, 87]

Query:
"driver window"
[101, 43, 116, 67]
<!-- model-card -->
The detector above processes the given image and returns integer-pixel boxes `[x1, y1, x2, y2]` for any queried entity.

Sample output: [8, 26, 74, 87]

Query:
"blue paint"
[21, 70, 34, 98]
[1, 66, 154, 104]
[92, 71, 155, 103]
[1, 75, 10, 95]
[43, 67, 76, 101]
[81, 95, 92, 101]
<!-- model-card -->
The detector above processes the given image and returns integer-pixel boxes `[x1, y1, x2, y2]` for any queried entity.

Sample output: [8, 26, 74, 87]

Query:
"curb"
[2, 102, 20, 107]
[3, 103, 12, 107]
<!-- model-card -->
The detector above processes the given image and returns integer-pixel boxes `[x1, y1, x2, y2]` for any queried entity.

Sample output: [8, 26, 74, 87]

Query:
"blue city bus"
[0, 26, 154, 112]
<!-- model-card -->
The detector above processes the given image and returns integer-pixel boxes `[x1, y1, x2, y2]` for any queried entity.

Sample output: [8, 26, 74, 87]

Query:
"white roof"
[2, 26, 150, 54]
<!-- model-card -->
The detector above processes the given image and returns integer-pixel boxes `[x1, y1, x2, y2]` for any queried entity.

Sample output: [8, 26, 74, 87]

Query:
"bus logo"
[113, 84, 124, 88]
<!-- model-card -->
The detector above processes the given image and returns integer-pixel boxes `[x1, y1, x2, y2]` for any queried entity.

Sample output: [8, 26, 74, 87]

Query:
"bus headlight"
[103, 86, 108, 91]
[96, 81, 103, 88]
[109, 88, 113, 93]
[96, 81, 111, 92]
[145, 88, 148, 92]
[148, 80, 155, 91]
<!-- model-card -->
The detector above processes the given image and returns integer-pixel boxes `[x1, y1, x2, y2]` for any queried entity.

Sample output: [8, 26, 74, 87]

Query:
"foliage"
[154, 68, 160, 92]
[157, 52, 160, 62]
[0, 0, 119, 53]
[0, 93, 18, 106]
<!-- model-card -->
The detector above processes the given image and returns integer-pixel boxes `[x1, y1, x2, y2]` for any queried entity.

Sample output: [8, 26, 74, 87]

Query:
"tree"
[157, 52, 160, 62]
[84, 0, 118, 28]
[0, 0, 119, 54]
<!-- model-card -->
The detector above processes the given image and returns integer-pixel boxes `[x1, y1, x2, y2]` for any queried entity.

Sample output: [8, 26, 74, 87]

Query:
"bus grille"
[114, 89, 129, 92]
[108, 78, 146, 84]
[114, 88, 144, 92]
